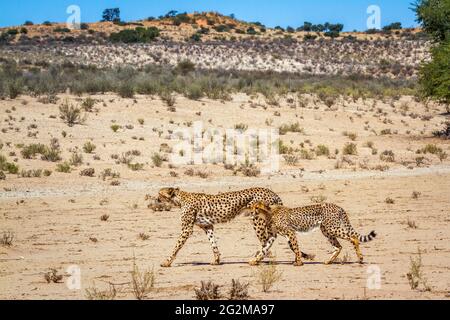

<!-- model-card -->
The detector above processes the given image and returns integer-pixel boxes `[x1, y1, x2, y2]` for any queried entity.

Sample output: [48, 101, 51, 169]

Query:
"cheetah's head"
[158, 187, 181, 206]
[250, 201, 272, 215]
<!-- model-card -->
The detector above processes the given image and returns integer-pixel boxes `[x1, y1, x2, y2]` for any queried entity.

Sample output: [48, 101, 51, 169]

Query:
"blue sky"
[0, 0, 418, 31]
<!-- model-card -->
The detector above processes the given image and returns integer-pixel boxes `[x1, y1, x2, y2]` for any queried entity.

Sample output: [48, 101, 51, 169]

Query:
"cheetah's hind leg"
[199, 224, 221, 265]
[324, 236, 342, 265]
[350, 237, 364, 264]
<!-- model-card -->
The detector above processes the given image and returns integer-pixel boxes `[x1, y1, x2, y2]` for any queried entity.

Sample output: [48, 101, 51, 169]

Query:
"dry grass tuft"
[85, 283, 118, 300]
[44, 268, 63, 283]
[194, 281, 221, 300]
[131, 260, 155, 300]
[228, 279, 250, 300]
[0, 231, 15, 246]
[406, 249, 431, 291]
[254, 261, 282, 293]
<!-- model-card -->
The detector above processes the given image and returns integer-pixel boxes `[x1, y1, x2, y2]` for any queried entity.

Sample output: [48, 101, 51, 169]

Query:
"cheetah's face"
[158, 187, 180, 206]
[251, 201, 271, 215]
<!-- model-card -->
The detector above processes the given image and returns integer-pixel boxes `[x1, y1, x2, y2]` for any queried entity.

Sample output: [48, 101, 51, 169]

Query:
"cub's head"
[250, 201, 272, 215]
[157, 187, 180, 206]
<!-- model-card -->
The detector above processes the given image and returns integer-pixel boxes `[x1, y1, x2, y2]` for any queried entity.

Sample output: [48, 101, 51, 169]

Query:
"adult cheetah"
[156, 187, 311, 267]
[250, 201, 376, 266]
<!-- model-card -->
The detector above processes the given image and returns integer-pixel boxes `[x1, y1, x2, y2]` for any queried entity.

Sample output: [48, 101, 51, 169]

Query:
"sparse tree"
[102, 8, 120, 22]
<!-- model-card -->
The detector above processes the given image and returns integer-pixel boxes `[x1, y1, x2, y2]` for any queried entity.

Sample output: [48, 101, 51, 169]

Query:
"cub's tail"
[359, 231, 377, 243]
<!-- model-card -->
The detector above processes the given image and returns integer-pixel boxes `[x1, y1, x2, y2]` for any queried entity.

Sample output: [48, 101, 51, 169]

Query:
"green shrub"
[176, 60, 196, 75]
[110, 27, 160, 43]
[80, 168, 95, 177]
[81, 97, 96, 112]
[21, 143, 47, 159]
[190, 33, 202, 41]
[151, 153, 164, 167]
[56, 162, 71, 173]
[54, 27, 71, 33]
[186, 84, 203, 100]
[69, 153, 83, 166]
[315, 145, 330, 157]
[380, 150, 395, 162]
[83, 141, 96, 153]
[111, 124, 121, 132]
[59, 100, 85, 127]
[118, 82, 134, 98]
[0, 155, 19, 174]
[343, 143, 357, 155]
[279, 123, 304, 135]
[128, 163, 144, 171]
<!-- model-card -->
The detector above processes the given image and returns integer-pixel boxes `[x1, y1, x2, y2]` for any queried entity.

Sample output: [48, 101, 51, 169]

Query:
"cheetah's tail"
[359, 231, 377, 243]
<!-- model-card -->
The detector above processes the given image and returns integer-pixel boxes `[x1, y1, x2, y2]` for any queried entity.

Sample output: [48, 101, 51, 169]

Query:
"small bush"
[176, 59, 196, 75]
[300, 149, 315, 160]
[83, 141, 96, 153]
[56, 162, 71, 173]
[110, 27, 160, 43]
[342, 143, 357, 155]
[128, 163, 144, 171]
[100, 168, 120, 180]
[85, 283, 117, 300]
[234, 123, 248, 131]
[279, 123, 304, 135]
[160, 91, 176, 107]
[81, 97, 96, 112]
[255, 262, 282, 293]
[238, 162, 260, 177]
[151, 153, 164, 167]
[131, 260, 155, 300]
[20, 169, 42, 178]
[380, 150, 395, 162]
[118, 83, 134, 98]
[1, 154, 19, 174]
[44, 268, 63, 283]
[283, 154, 299, 166]
[1, 231, 14, 246]
[406, 249, 431, 291]
[195, 281, 221, 300]
[21, 143, 47, 159]
[70, 153, 83, 166]
[111, 124, 121, 132]
[228, 279, 250, 300]
[80, 168, 95, 177]
[418, 144, 442, 155]
[412, 191, 421, 199]
[100, 214, 109, 221]
[343, 131, 357, 141]
[406, 218, 418, 229]
[59, 100, 86, 127]
[315, 145, 330, 157]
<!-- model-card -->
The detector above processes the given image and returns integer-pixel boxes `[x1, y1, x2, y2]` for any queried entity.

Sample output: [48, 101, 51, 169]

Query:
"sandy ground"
[1, 93, 449, 299]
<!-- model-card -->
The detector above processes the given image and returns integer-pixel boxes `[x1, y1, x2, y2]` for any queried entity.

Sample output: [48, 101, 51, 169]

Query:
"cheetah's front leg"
[161, 211, 195, 267]
[249, 235, 277, 266]
[284, 231, 303, 266]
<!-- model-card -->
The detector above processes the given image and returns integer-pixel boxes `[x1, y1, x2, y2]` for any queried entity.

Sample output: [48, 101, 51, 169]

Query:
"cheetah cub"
[250, 201, 376, 266]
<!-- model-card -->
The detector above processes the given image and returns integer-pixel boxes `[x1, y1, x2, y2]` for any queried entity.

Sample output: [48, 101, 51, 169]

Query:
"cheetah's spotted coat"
[251, 202, 376, 266]
[157, 187, 311, 267]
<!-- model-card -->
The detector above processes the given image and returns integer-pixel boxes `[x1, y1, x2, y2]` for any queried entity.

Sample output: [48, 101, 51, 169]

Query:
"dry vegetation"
[0, 11, 449, 300]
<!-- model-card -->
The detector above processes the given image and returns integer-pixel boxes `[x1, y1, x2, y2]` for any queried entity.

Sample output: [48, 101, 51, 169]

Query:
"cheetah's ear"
[169, 187, 180, 196]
